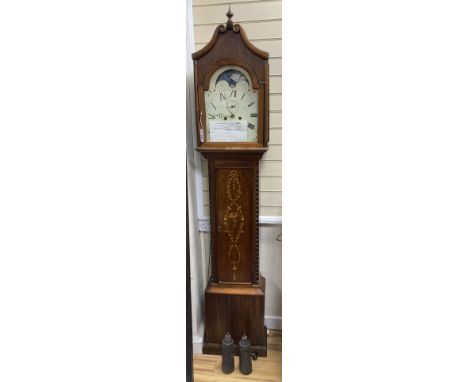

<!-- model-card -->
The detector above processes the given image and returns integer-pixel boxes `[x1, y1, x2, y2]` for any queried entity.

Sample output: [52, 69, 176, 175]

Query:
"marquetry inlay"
[223, 170, 245, 281]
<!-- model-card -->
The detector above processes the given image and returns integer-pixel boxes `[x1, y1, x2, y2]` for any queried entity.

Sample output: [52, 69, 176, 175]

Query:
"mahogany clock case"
[192, 11, 269, 151]
[192, 11, 270, 357]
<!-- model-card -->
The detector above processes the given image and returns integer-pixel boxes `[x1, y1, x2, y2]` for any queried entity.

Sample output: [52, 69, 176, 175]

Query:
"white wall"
[260, 225, 282, 329]
[186, 0, 207, 354]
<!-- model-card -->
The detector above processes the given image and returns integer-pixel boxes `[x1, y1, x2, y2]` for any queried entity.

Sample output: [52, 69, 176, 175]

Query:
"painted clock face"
[204, 65, 258, 142]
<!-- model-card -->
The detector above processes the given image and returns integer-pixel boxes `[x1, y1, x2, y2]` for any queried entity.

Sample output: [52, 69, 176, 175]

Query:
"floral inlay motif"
[223, 170, 245, 281]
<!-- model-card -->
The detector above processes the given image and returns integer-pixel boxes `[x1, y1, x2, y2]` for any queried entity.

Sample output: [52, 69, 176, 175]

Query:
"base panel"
[203, 276, 266, 349]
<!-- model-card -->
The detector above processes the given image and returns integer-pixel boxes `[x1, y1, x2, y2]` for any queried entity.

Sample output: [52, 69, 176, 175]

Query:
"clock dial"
[204, 66, 258, 142]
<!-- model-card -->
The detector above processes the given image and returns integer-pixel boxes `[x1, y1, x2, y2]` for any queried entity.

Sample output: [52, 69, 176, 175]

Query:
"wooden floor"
[194, 330, 282, 382]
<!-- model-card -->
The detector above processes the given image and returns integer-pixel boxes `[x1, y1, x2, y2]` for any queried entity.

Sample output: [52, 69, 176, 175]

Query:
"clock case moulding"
[193, 9, 270, 153]
[192, 10, 270, 357]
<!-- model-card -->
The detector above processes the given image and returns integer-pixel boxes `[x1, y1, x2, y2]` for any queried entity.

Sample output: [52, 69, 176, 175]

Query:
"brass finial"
[226, 5, 234, 29]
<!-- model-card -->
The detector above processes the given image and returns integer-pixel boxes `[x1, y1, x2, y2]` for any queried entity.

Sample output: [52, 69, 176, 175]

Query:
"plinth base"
[202, 275, 267, 358]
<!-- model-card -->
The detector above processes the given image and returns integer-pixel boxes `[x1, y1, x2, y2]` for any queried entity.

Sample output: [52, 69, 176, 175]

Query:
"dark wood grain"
[203, 276, 267, 357]
[192, 12, 270, 357]
[192, 17, 269, 150]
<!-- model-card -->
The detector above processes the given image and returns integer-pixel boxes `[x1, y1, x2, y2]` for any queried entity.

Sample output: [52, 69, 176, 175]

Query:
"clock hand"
[224, 98, 235, 118]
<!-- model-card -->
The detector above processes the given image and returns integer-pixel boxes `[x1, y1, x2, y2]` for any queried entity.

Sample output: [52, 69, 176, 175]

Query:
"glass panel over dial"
[204, 65, 258, 142]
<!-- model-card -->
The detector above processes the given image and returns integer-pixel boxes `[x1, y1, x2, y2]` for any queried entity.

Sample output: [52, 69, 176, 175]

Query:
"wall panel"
[193, 1, 281, 24]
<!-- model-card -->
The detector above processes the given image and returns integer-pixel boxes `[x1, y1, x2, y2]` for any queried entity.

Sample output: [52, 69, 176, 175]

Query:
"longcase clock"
[192, 9, 270, 357]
